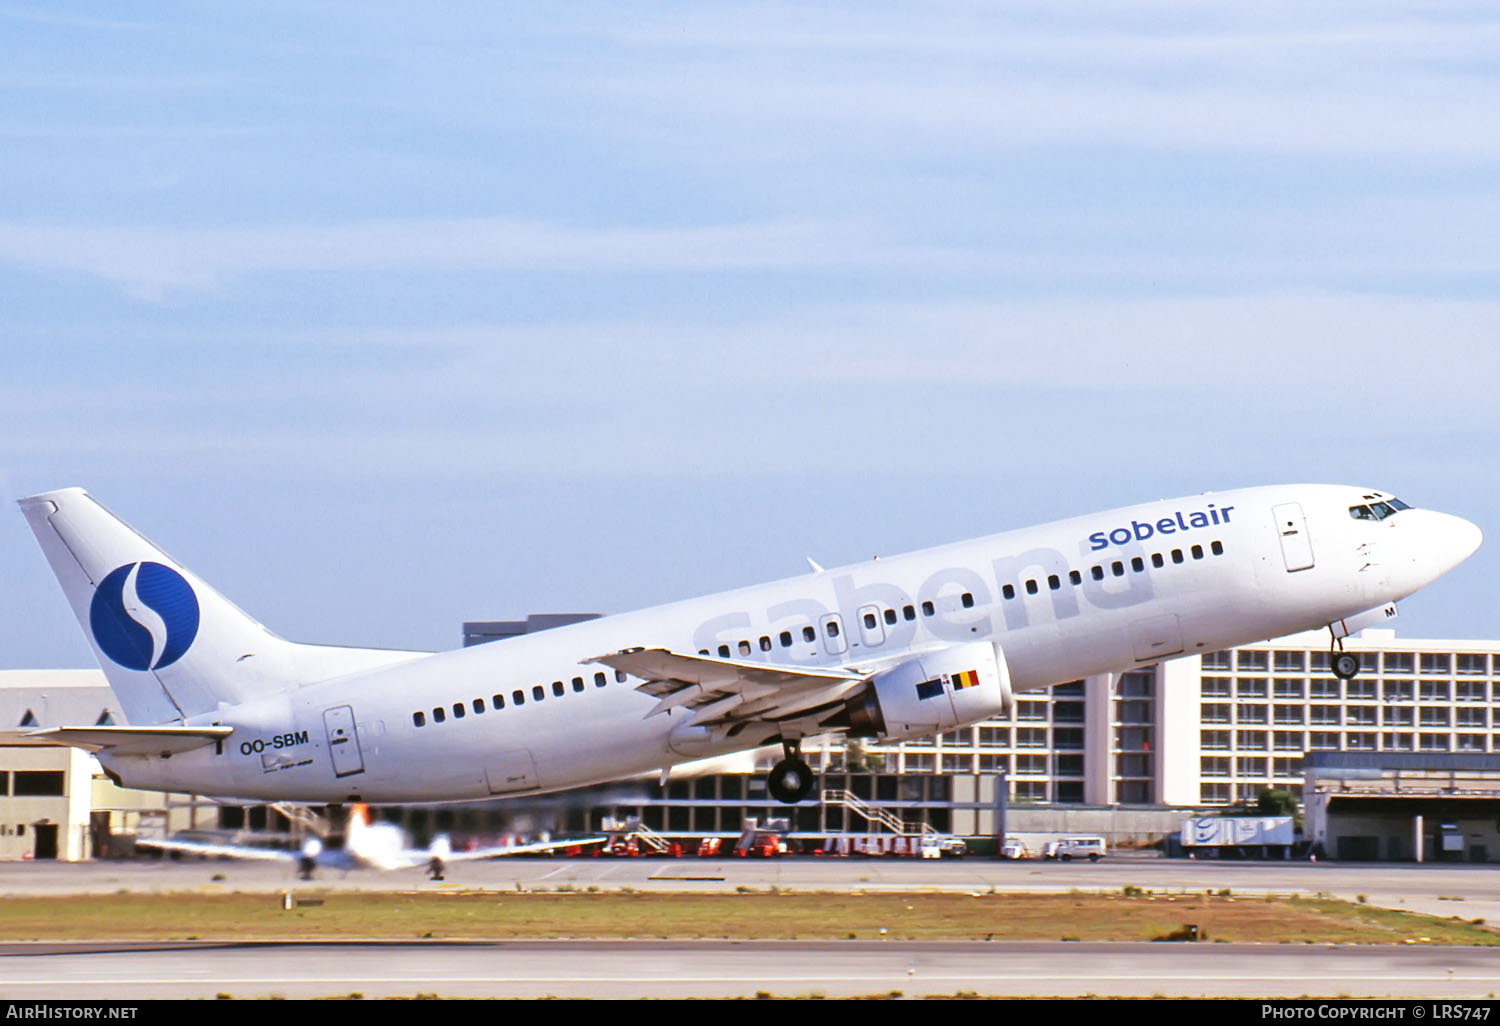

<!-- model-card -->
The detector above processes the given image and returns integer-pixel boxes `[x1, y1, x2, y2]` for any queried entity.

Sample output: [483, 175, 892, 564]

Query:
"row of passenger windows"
[1001, 540, 1225, 600]
[411, 668, 627, 727]
[699, 540, 1227, 658]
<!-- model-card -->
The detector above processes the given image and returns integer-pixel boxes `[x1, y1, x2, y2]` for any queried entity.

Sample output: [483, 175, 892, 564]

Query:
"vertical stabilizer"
[18, 488, 428, 726]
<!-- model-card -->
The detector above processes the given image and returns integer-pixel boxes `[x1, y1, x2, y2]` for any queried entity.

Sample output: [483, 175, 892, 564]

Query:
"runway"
[4, 857, 1499, 998]
[9, 854, 1500, 923]
[3, 939, 1499, 999]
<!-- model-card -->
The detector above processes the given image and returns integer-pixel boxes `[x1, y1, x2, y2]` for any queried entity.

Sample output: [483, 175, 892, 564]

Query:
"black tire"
[1088, 853, 1100, 863]
[1332, 652, 1360, 680]
[767, 757, 816, 804]
[1060, 853, 1073, 862]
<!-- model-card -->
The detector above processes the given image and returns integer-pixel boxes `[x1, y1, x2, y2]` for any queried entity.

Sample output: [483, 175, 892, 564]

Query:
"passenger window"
[1091, 566, 1104, 581]
[492, 694, 505, 709]
[738, 640, 751, 656]
[1191, 544, 1204, 559]
[552, 680, 565, 697]
[884, 608, 897, 626]
[718, 644, 731, 658]
[826, 619, 840, 638]
[413, 711, 426, 727]
[453, 702, 465, 718]
[1048, 574, 1060, 590]
[699, 649, 710, 656]
[1069, 570, 1081, 585]
[615, 669, 626, 683]
[532, 685, 545, 701]
[596, 671, 608, 687]
[433, 707, 446, 723]
[863, 612, 877, 629]
[513, 689, 524, 705]
[903, 605, 915, 621]
[1111, 561, 1124, 577]
[1171, 549, 1184, 564]
[1025, 579, 1038, 595]
[760, 636, 772, 651]
[572, 676, 585, 693]
[1211, 540, 1224, 556]
[961, 592, 975, 608]
[473, 698, 485, 714]
[921, 601, 935, 616]
[1131, 557, 1144, 573]
[1002, 584, 1015, 600]
[779, 630, 793, 647]
[1151, 553, 1164, 568]
[803, 626, 816, 642]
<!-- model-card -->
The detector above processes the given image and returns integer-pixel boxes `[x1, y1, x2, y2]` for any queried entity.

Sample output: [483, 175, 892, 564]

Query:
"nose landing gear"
[767, 738, 816, 804]
[1331, 650, 1360, 681]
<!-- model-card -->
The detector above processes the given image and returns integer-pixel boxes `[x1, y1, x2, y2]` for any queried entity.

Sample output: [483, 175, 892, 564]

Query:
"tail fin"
[18, 488, 428, 725]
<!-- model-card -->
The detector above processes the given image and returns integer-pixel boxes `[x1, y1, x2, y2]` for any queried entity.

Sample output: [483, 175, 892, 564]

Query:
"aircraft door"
[1272, 503, 1315, 572]
[323, 704, 365, 778]
[819, 613, 847, 656]
[857, 604, 886, 648]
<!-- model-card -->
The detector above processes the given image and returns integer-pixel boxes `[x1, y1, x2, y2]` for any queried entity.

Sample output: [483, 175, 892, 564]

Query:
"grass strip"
[1, 890, 1496, 945]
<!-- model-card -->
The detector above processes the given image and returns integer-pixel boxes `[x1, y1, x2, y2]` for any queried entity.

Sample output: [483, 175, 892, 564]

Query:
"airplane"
[8, 485, 1482, 808]
[136, 803, 605, 879]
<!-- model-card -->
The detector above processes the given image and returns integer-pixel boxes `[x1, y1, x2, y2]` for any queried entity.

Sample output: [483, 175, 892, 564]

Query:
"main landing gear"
[767, 738, 816, 804]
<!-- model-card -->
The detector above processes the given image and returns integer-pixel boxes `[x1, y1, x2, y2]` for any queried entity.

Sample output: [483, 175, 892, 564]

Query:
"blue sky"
[1, 2, 1497, 665]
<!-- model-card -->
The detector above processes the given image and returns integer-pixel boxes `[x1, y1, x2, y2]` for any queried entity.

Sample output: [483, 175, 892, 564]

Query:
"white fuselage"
[102, 484, 1480, 802]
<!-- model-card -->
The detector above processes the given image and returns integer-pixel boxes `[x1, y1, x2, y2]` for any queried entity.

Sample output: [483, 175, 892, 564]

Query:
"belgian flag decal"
[951, 669, 980, 690]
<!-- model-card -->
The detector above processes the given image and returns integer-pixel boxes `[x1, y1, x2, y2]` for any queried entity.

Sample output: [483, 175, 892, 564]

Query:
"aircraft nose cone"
[1450, 515, 1483, 563]
[1430, 512, 1483, 574]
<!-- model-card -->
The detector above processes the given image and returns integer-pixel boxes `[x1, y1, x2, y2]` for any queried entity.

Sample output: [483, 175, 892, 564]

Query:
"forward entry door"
[1272, 503, 1315, 572]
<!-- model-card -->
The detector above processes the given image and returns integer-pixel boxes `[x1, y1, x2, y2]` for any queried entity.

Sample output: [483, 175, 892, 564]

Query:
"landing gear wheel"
[767, 756, 816, 804]
[1331, 652, 1360, 681]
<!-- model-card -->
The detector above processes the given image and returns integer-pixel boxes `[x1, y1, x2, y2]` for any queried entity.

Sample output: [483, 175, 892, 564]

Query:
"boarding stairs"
[820, 789, 940, 838]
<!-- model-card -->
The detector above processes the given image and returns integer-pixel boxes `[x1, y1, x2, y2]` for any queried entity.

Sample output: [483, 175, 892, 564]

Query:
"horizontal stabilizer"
[0, 725, 232, 756]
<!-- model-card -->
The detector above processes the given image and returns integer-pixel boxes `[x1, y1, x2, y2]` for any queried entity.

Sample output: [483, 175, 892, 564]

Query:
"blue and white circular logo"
[89, 562, 200, 671]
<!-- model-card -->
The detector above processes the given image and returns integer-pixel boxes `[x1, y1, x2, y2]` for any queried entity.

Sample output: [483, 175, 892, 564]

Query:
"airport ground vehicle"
[1043, 837, 1107, 862]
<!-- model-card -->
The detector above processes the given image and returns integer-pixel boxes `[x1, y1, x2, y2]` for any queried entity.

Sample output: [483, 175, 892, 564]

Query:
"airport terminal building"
[4, 626, 1499, 860]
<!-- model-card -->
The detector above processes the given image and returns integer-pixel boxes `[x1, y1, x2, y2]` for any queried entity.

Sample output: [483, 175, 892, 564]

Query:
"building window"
[1273, 678, 1305, 700]
[1238, 704, 1268, 724]
[12, 771, 64, 796]
[1202, 676, 1231, 698]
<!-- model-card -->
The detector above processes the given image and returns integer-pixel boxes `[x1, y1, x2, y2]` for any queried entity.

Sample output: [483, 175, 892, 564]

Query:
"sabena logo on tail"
[88, 561, 200, 671]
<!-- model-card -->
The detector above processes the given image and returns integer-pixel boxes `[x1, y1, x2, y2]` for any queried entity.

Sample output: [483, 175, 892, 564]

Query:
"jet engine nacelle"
[838, 641, 1012, 742]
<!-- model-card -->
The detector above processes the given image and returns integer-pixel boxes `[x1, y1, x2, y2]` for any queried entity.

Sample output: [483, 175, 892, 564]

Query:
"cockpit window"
[1349, 498, 1412, 521]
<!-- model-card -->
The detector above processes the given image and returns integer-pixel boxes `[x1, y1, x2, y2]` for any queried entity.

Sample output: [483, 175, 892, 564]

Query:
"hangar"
[1304, 751, 1500, 862]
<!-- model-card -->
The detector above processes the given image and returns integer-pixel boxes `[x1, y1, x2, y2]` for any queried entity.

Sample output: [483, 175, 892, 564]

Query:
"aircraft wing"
[587, 648, 864, 740]
[0, 725, 232, 756]
[133, 836, 297, 863]
[435, 835, 610, 864]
